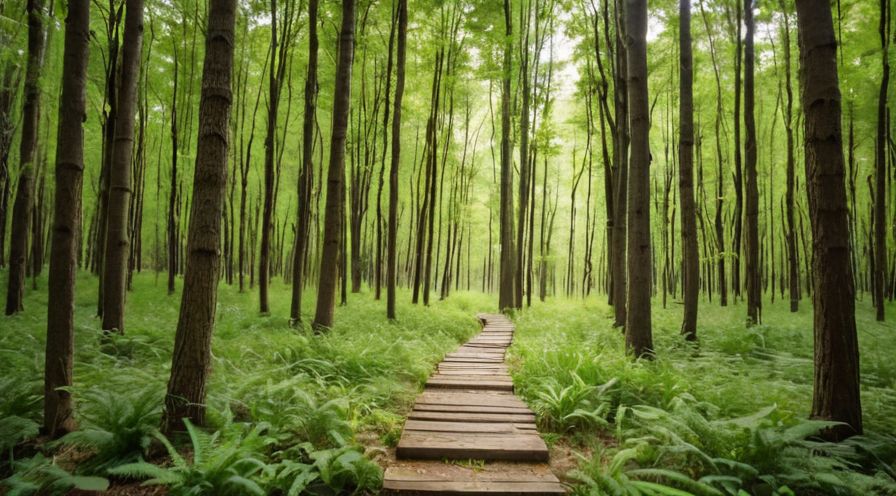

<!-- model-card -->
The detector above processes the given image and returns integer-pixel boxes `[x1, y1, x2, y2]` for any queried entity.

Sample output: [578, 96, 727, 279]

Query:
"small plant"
[1, 454, 109, 496]
[57, 385, 162, 472]
[532, 373, 616, 432]
[109, 420, 268, 495]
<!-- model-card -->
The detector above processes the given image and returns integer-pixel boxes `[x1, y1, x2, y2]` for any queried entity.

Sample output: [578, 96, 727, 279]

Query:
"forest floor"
[1, 271, 895, 495]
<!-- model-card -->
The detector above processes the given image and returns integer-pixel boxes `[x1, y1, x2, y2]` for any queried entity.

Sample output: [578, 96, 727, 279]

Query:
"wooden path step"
[384, 313, 564, 495]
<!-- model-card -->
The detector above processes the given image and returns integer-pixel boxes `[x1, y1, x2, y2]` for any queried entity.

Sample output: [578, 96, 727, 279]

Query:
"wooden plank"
[396, 432, 549, 462]
[382, 479, 565, 495]
[417, 392, 526, 408]
[403, 420, 517, 433]
[413, 403, 533, 414]
[426, 379, 514, 392]
[408, 411, 535, 423]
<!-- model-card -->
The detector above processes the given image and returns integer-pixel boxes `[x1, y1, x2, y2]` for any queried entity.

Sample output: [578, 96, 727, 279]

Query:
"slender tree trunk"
[162, 0, 236, 432]
[313, 0, 355, 330]
[387, 0, 407, 319]
[731, 4, 743, 300]
[498, 0, 515, 311]
[44, 0, 89, 437]
[101, 0, 144, 334]
[611, 0, 629, 327]
[679, 0, 698, 340]
[781, 2, 800, 312]
[873, 0, 889, 321]
[794, 0, 862, 441]
[5, 0, 46, 315]
[624, 0, 652, 357]
[290, 0, 318, 325]
[744, 0, 761, 325]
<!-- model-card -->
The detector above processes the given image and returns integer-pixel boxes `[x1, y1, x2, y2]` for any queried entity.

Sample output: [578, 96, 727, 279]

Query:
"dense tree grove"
[1, 0, 894, 492]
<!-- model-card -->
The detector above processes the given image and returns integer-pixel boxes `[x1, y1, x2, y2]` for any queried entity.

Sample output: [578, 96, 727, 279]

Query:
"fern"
[109, 420, 268, 496]
[1, 454, 109, 496]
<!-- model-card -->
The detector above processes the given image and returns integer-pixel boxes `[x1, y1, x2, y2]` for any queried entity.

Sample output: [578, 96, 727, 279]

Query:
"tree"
[44, 0, 90, 437]
[162, 0, 237, 432]
[101, 0, 144, 334]
[498, 0, 515, 311]
[5, 0, 46, 315]
[780, 0, 800, 312]
[743, 0, 761, 325]
[623, 0, 652, 357]
[678, 0, 697, 340]
[872, 0, 889, 322]
[290, 0, 318, 326]
[387, 0, 408, 320]
[313, 0, 356, 330]
[794, 0, 862, 441]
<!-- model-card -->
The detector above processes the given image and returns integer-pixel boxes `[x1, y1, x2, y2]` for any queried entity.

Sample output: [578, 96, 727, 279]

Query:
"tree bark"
[387, 0, 407, 319]
[624, 0, 652, 357]
[781, 1, 800, 313]
[313, 0, 356, 330]
[162, 0, 236, 433]
[5, 0, 46, 315]
[290, 0, 318, 325]
[743, 0, 761, 325]
[794, 0, 862, 441]
[873, 0, 889, 321]
[499, 0, 515, 311]
[101, 0, 144, 333]
[44, 0, 90, 437]
[679, 0, 698, 340]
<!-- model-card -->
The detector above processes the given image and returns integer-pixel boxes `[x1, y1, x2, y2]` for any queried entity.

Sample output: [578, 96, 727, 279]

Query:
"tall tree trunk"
[625, 0, 653, 357]
[679, 0, 698, 340]
[313, 0, 355, 330]
[794, 0, 862, 441]
[624, 0, 652, 357]
[5, 0, 46, 315]
[731, 3, 743, 300]
[780, 1, 800, 312]
[744, 0, 761, 325]
[290, 0, 318, 325]
[498, 0, 515, 311]
[611, 0, 629, 327]
[387, 0, 407, 319]
[44, 0, 90, 437]
[162, 0, 236, 432]
[102, 0, 144, 334]
[167, 49, 179, 295]
[873, 0, 889, 321]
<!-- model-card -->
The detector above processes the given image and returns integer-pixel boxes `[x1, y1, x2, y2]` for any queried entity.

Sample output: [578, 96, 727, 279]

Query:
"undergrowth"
[510, 296, 896, 496]
[0, 271, 486, 494]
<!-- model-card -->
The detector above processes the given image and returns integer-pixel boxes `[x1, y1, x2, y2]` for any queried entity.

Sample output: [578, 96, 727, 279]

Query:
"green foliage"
[57, 385, 162, 472]
[109, 420, 269, 496]
[511, 297, 896, 496]
[1, 454, 109, 496]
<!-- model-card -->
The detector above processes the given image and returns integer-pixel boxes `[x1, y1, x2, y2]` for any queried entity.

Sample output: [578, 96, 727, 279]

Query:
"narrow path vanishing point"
[383, 313, 565, 495]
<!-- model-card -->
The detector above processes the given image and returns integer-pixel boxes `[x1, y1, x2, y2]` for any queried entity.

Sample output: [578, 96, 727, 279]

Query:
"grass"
[1, 269, 895, 495]
[0, 269, 490, 494]
[509, 294, 896, 495]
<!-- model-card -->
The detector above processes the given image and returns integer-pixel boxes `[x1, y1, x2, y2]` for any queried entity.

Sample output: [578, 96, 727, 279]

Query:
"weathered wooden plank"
[408, 411, 535, 423]
[382, 479, 565, 495]
[413, 403, 532, 414]
[417, 392, 526, 408]
[396, 432, 549, 462]
[426, 379, 514, 391]
[403, 420, 518, 433]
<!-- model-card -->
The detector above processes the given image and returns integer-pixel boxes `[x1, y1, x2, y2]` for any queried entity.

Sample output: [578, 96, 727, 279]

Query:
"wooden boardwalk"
[383, 314, 565, 495]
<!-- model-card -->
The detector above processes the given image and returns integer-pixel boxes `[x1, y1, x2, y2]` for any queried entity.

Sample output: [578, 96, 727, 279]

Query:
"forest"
[0, 0, 895, 493]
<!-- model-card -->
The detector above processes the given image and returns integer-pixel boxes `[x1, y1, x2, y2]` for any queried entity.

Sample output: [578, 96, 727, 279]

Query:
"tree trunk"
[498, 0, 515, 311]
[162, 0, 236, 432]
[44, 0, 90, 437]
[611, 0, 629, 327]
[794, 0, 862, 441]
[313, 0, 355, 330]
[873, 0, 889, 321]
[624, 0, 652, 357]
[5, 0, 46, 315]
[743, 0, 761, 325]
[101, 0, 144, 334]
[678, 0, 698, 340]
[290, 0, 318, 325]
[387, 0, 407, 319]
